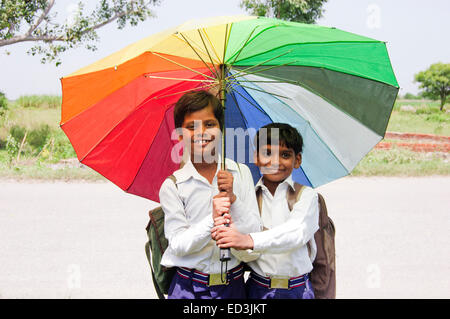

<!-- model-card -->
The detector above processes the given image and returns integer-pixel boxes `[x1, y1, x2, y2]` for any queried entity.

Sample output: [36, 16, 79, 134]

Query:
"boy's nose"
[193, 121, 204, 135]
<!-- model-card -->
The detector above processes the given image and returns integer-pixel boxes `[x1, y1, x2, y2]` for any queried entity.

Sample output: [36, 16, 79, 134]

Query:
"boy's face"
[179, 104, 221, 162]
[254, 143, 301, 183]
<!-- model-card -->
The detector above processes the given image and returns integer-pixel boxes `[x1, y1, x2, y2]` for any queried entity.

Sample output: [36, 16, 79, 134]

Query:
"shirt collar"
[255, 174, 295, 192]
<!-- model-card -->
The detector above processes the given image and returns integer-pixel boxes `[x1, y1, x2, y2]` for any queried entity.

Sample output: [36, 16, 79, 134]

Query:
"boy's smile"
[179, 104, 221, 162]
[255, 143, 302, 185]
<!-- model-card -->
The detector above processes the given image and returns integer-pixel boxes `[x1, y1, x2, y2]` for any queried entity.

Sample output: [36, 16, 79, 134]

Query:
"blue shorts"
[246, 271, 315, 299]
[168, 264, 246, 299]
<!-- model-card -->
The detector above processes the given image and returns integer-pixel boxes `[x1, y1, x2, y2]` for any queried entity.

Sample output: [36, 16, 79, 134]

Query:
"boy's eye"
[263, 149, 271, 156]
[205, 121, 218, 128]
[281, 152, 292, 159]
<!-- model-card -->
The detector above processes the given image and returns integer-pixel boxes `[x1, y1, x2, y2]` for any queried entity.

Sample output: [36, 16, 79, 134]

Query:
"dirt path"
[0, 177, 449, 299]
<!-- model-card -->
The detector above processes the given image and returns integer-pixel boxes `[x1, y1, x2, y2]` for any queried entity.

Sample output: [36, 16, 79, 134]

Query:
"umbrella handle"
[219, 189, 231, 264]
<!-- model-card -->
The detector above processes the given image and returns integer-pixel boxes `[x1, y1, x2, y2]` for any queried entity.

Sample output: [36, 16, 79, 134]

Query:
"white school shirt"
[159, 156, 262, 274]
[248, 175, 319, 277]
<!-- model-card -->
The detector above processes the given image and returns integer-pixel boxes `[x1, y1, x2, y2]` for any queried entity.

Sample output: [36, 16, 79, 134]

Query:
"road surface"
[0, 176, 449, 298]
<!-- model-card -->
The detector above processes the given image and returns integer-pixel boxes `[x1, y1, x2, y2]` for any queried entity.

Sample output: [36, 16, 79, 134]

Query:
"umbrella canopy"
[60, 15, 399, 202]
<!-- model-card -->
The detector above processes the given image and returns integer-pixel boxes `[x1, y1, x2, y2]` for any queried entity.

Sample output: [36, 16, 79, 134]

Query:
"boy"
[159, 90, 261, 299]
[211, 123, 319, 299]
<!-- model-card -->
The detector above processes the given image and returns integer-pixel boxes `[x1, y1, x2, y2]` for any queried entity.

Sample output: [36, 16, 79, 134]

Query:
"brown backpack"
[256, 183, 336, 299]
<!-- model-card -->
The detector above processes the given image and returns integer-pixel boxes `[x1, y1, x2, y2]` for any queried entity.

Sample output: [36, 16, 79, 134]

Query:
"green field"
[387, 99, 449, 135]
[0, 96, 449, 180]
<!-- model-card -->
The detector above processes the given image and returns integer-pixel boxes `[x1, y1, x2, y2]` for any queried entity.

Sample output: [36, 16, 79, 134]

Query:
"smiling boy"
[158, 90, 261, 299]
[212, 123, 319, 299]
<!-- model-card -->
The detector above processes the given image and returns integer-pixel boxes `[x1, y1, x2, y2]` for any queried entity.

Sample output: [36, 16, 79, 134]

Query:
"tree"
[0, 0, 160, 65]
[415, 63, 450, 111]
[240, 0, 328, 24]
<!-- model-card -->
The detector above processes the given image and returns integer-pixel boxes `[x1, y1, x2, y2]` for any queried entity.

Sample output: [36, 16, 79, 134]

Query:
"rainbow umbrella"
[60, 15, 398, 202]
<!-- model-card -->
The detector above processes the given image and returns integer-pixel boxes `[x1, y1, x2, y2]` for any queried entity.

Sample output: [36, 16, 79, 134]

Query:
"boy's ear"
[294, 153, 302, 169]
[176, 127, 185, 143]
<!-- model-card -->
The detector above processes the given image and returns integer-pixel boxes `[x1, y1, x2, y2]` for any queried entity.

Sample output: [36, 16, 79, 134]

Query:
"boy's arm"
[250, 187, 319, 254]
[159, 178, 213, 257]
[228, 164, 263, 234]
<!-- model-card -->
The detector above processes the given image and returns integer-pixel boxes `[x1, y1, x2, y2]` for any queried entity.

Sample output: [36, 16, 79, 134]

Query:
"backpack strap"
[255, 187, 268, 231]
[256, 187, 263, 214]
[286, 183, 305, 211]
[167, 174, 177, 189]
[148, 174, 177, 221]
[146, 174, 177, 300]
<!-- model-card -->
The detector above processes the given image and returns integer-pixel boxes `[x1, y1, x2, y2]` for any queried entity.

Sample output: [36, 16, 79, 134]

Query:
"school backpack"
[144, 175, 177, 299]
[256, 183, 336, 299]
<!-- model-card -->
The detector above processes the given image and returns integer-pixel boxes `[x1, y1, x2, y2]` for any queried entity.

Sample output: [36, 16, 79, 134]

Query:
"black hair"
[254, 122, 303, 155]
[173, 90, 224, 130]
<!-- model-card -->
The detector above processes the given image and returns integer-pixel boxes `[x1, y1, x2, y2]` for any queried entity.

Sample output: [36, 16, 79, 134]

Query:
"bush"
[425, 113, 448, 123]
[51, 130, 77, 161]
[0, 91, 8, 114]
[5, 134, 19, 160]
[403, 92, 422, 100]
[9, 125, 26, 142]
[28, 124, 50, 151]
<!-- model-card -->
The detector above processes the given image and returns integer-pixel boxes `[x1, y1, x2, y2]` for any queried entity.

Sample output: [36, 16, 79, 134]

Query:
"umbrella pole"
[219, 64, 231, 282]
[219, 64, 227, 171]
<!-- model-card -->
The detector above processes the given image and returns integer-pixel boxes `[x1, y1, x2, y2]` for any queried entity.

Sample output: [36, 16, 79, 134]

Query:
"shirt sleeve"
[159, 178, 213, 257]
[230, 248, 260, 263]
[229, 164, 263, 234]
[249, 187, 319, 254]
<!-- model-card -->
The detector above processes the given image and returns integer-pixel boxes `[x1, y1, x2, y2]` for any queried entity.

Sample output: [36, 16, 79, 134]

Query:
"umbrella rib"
[196, 29, 221, 77]
[235, 79, 301, 85]
[236, 70, 320, 95]
[226, 50, 293, 80]
[229, 60, 299, 80]
[178, 32, 220, 79]
[227, 83, 267, 114]
[200, 28, 222, 64]
[150, 82, 217, 101]
[144, 74, 215, 82]
[149, 52, 217, 81]
[222, 23, 230, 65]
[230, 81, 291, 100]
[77, 79, 210, 163]
[228, 88, 250, 127]
[227, 26, 258, 65]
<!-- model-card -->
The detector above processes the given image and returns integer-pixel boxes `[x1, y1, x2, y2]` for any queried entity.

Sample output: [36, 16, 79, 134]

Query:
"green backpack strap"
[145, 240, 166, 299]
[145, 175, 177, 300]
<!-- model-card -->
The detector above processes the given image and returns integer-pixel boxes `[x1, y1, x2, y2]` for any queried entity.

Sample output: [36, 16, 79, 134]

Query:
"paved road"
[0, 177, 449, 299]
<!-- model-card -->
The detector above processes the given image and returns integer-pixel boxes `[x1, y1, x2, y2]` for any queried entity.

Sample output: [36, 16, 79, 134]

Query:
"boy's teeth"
[195, 139, 211, 144]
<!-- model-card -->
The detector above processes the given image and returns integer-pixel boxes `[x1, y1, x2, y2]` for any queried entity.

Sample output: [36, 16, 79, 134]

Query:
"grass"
[0, 95, 449, 180]
[0, 156, 104, 181]
[351, 147, 450, 176]
[387, 99, 449, 135]
[14, 95, 61, 109]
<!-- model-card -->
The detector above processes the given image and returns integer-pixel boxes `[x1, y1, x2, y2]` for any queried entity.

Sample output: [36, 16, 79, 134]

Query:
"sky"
[0, 0, 449, 100]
